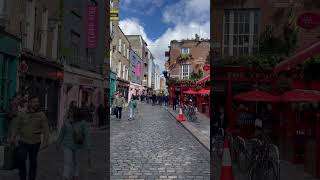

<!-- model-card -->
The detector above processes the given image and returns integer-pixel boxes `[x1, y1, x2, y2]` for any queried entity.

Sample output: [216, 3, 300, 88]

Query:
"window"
[122, 65, 126, 79]
[181, 64, 191, 80]
[71, 32, 80, 62]
[127, 49, 129, 59]
[181, 48, 190, 54]
[123, 44, 126, 56]
[40, 9, 48, 56]
[0, 54, 12, 112]
[117, 61, 122, 77]
[0, 0, 7, 21]
[223, 10, 260, 56]
[118, 39, 122, 52]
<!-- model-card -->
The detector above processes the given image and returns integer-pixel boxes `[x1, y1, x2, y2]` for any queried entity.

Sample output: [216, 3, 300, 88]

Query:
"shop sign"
[79, 78, 93, 85]
[297, 12, 320, 30]
[86, 5, 98, 48]
[110, 10, 119, 21]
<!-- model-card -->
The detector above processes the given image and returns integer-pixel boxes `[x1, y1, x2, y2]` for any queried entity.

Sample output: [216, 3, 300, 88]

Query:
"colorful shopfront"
[0, 30, 20, 143]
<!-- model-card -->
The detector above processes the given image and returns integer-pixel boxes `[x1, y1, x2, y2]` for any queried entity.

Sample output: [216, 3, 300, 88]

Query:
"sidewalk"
[165, 106, 210, 151]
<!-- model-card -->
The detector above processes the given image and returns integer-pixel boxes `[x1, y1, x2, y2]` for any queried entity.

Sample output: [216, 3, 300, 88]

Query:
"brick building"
[212, 0, 320, 60]
[165, 35, 210, 80]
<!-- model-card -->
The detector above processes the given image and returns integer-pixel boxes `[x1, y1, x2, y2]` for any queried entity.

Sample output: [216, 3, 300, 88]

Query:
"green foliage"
[219, 55, 283, 72]
[190, 69, 204, 81]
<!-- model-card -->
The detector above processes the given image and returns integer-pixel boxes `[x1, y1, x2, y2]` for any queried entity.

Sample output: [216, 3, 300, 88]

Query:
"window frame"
[180, 47, 190, 55]
[118, 38, 122, 52]
[181, 64, 191, 80]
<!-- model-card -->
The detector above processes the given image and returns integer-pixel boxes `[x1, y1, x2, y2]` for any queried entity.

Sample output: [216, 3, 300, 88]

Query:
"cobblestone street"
[0, 129, 108, 180]
[110, 103, 210, 180]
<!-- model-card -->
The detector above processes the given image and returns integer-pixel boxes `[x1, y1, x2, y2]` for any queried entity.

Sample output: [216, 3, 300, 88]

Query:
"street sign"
[19, 61, 28, 74]
[110, 10, 119, 21]
[297, 12, 320, 30]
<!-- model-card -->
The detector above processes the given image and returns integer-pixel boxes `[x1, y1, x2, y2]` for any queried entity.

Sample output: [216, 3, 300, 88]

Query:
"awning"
[196, 74, 210, 84]
[198, 89, 210, 95]
[274, 41, 320, 74]
[183, 90, 200, 95]
[234, 89, 279, 102]
[279, 89, 320, 102]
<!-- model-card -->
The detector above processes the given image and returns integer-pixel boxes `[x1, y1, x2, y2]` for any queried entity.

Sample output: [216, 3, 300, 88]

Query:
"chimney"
[195, 34, 200, 41]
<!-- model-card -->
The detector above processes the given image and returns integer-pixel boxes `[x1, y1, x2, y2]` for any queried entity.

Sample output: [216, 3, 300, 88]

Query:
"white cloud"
[162, 0, 210, 25]
[120, 0, 165, 15]
[119, 0, 210, 73]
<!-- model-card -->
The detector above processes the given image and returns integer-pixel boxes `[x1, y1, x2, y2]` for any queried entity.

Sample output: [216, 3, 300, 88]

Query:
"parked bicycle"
[211, 128, 225, 159]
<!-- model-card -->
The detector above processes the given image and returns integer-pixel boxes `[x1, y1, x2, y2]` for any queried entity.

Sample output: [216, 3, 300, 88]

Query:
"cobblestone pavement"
[0, 129, 108, 180]
[110, 103, 210, 180]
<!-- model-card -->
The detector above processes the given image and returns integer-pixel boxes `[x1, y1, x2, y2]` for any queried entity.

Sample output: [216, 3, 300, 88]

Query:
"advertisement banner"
[86, 5, 98, 48]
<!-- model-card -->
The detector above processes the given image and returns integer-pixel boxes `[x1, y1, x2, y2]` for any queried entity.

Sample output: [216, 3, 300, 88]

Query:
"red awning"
[280, 89, 320, 102]
[234, 90, 279, 102]
[183, 90, 200, 95]
[198, 89, 210, 95]
[274, 41, 320, 74]
[196, 74, 210, 84]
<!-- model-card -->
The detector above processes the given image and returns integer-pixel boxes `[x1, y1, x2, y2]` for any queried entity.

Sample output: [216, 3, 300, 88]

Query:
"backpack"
[71, 122, 85, 145]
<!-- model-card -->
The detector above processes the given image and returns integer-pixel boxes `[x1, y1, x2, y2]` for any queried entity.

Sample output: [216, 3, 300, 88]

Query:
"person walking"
[173, 96, 178, 111]
[112, 93, 126, 119]
[128, 96, 137, 120]
[10, 96, 50, 180]
[152, 94, 156, 106]
[56, 106, 91, 180]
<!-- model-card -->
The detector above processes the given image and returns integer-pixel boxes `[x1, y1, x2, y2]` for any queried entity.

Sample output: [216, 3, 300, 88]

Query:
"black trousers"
[173, 104, 177, 110]
[116, 107, 123, 119]
[16, 142, 41, 180]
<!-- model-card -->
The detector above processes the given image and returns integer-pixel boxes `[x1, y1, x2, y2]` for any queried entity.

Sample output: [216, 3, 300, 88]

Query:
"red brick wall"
[168, 40, 210, 79]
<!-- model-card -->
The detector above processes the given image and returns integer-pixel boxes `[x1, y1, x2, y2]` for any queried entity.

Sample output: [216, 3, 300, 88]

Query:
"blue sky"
[118, 0, 210, 71]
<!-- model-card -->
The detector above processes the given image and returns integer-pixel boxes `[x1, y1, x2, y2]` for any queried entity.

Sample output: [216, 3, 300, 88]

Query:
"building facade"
[165, 35, 210, 80]
[212, 0, 320, 61]
[126, 35, 153, 90]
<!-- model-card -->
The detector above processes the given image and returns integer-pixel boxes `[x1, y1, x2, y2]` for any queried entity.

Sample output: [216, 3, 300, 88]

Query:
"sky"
[118, 0, 210, 72]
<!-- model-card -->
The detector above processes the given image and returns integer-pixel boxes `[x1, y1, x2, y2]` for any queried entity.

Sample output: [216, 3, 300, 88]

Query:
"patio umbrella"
[279, 89, 320, 102]
[183, 90, 200, 95]
[234, 90, 280, 102]
[198, 89, 210, 95]
[234, 89, 280, 114]
[279, 90, 320, 123]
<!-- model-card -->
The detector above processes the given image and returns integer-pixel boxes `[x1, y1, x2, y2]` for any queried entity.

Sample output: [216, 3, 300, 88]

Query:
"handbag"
[0, 143, 17, 170]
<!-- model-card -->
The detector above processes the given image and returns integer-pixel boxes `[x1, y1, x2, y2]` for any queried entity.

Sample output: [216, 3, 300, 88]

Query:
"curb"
[164, 107, 210, 152]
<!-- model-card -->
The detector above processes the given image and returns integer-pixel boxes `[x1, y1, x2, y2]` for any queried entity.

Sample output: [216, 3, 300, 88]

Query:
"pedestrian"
[56, 106, 91, 180]
[173, 96, 178, 111]
[112, 93, 125, 119]
[10, 96, 50, 180]
[128, 96, 137, 120]
[152, 94, 156, 106]
[97, 104, 106, 127]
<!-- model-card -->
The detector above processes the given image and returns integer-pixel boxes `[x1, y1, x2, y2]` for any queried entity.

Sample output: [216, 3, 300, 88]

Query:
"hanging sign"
[86, 5, 98, 48]
[110, 10, 119, 21]
[297, 12, 320, 30]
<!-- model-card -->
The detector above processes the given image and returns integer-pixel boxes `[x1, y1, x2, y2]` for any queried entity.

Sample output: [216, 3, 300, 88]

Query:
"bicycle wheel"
[249, 159, 277, 180]
[238, 150, 250, 172]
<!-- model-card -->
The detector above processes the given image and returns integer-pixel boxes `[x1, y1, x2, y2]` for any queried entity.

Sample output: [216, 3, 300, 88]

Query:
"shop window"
[0, 55, 12, 112]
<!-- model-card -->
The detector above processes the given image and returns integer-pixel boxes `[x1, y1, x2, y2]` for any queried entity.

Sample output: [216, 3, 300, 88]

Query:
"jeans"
[16, 142, 41, 180]
[116, 107, 122, 119]
[63, 147, 80, 178]
[129, 108, 134, 119]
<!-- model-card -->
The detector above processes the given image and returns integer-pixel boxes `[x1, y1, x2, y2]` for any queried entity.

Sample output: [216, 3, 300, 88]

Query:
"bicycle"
[211, 128, 225, 160]
[249, 134, 279, 180]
